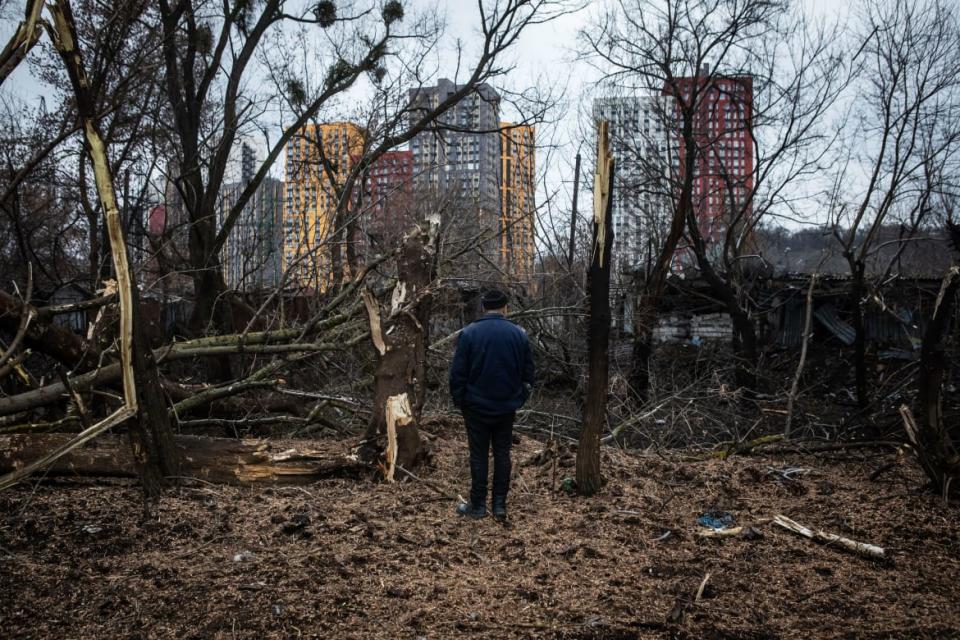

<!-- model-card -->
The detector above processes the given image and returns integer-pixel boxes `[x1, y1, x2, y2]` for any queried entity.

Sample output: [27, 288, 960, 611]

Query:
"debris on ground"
[773, 514, 887, 560]
[0, 420, 956, 639]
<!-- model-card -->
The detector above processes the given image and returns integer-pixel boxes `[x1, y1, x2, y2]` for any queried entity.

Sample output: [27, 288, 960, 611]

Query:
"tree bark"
[784, 274, 817, 438]
[567, 152, 581, 268]
[627, 107, 699, 403]
[128, 279, 179, 488]
[851, 264, 869, 410]
[360, 218, 440, 480]
[576, 122, 614, 496]
[911, 267, 960, 492]
[729, 305, 758, 391]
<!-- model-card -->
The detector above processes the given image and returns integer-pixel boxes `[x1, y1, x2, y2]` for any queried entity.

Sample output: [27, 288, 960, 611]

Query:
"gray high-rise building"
[220, 143, 285, 290]
[593, 95, 671, 275]
[409, 79, 503, 277]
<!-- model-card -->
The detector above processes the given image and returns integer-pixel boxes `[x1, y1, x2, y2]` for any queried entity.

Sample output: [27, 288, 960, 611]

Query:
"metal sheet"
[814, 303, 856, 345]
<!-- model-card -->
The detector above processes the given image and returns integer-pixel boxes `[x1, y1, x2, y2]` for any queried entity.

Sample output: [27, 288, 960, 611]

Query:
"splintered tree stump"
[577, 121, 615, 496]
[361, 218, 439, 479]
[0, 433, 365, 485]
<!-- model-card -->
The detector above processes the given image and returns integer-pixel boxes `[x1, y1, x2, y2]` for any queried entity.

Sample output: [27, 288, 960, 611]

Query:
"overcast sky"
[0, 0, 852, 233]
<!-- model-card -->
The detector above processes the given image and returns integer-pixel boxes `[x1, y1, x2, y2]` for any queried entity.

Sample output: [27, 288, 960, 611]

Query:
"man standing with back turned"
[449, 289, 535, 520]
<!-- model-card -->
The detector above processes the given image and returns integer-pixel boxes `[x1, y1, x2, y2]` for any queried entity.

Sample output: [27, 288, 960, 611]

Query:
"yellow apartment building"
[283, 122, 364, 291]
[499, 123, 536, 285]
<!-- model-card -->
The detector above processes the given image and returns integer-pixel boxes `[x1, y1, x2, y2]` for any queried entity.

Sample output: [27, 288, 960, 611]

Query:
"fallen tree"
[0, 290, 101, 370]
[0, 433, 365, 484]
[0, 313, 368, 418]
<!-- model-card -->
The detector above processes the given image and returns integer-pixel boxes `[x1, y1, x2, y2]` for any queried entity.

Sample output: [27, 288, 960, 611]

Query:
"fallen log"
[0, 290, 100, 369]
[0, 328, 368, 418]
[772, 514, 885, 560]
[0, 433, 366, 485]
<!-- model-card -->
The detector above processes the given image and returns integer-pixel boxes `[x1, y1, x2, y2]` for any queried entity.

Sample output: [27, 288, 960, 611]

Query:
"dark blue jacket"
[449, 313, 535, 416]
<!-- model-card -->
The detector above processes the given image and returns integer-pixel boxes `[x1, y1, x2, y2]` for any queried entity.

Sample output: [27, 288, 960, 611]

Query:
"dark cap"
[481, 288, 509, 310]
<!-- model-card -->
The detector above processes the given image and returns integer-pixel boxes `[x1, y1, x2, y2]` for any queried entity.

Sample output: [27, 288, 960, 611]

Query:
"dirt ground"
[1, 419, 958, 639]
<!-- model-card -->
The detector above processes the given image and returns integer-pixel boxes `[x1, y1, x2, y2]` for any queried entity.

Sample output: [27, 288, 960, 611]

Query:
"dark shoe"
[456, 501, 486, 519]
[492, 496, 507, 520]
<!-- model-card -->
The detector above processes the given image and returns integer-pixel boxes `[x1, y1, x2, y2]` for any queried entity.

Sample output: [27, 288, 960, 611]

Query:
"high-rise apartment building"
[282, 122, 364, 291]
[499, 123, 536, 283]
[592, 95, 671, 275]
[409, 79, 503, 278]
[220, 143, 285, 291]
[664, 70, 754, 251]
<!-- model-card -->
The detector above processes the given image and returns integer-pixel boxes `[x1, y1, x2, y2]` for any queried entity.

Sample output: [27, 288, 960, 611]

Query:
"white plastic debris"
[233, 550, 256, 562]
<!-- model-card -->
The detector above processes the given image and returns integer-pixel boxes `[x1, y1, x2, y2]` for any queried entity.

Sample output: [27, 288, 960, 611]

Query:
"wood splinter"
[694, 572, 711, 603]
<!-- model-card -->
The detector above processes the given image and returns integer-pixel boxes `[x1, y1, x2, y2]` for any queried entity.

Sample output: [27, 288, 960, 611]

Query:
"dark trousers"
[463, 409, 514, 507]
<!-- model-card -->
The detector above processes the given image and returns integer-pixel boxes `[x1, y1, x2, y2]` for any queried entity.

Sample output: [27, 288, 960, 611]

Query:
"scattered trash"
[81, 525, 102, 535]
[271, 604, 282, 617]
[233, 551, 256, 562]
[697, 511, 735, 529]
[560, 477, 576, 494]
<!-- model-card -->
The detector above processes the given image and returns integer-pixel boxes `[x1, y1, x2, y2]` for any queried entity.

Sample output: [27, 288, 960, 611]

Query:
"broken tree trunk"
[360, 217, 440, 480]
[0, 433, 364, 484]
[0, 0, 45, 87]
[45, 0, 176, 496]
[576, 121, 614, 496]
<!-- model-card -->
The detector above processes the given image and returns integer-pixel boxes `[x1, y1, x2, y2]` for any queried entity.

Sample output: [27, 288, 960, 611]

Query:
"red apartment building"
[364, 149, 415, 251]
[664, 68, 754, 253]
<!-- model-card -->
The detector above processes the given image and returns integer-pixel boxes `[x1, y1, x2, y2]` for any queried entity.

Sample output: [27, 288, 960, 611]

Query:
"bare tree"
[580, 0, 847, 397]
[829, 0, 960, 409]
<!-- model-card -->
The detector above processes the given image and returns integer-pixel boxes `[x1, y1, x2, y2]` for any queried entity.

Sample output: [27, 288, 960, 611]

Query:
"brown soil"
[1, 419, 958, 639]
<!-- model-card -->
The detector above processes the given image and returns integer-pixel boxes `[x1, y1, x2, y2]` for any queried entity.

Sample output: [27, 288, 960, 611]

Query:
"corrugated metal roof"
[814, 303, 856, 345]
[864, 309, 910, 345]
[777, 298, 808, 348]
